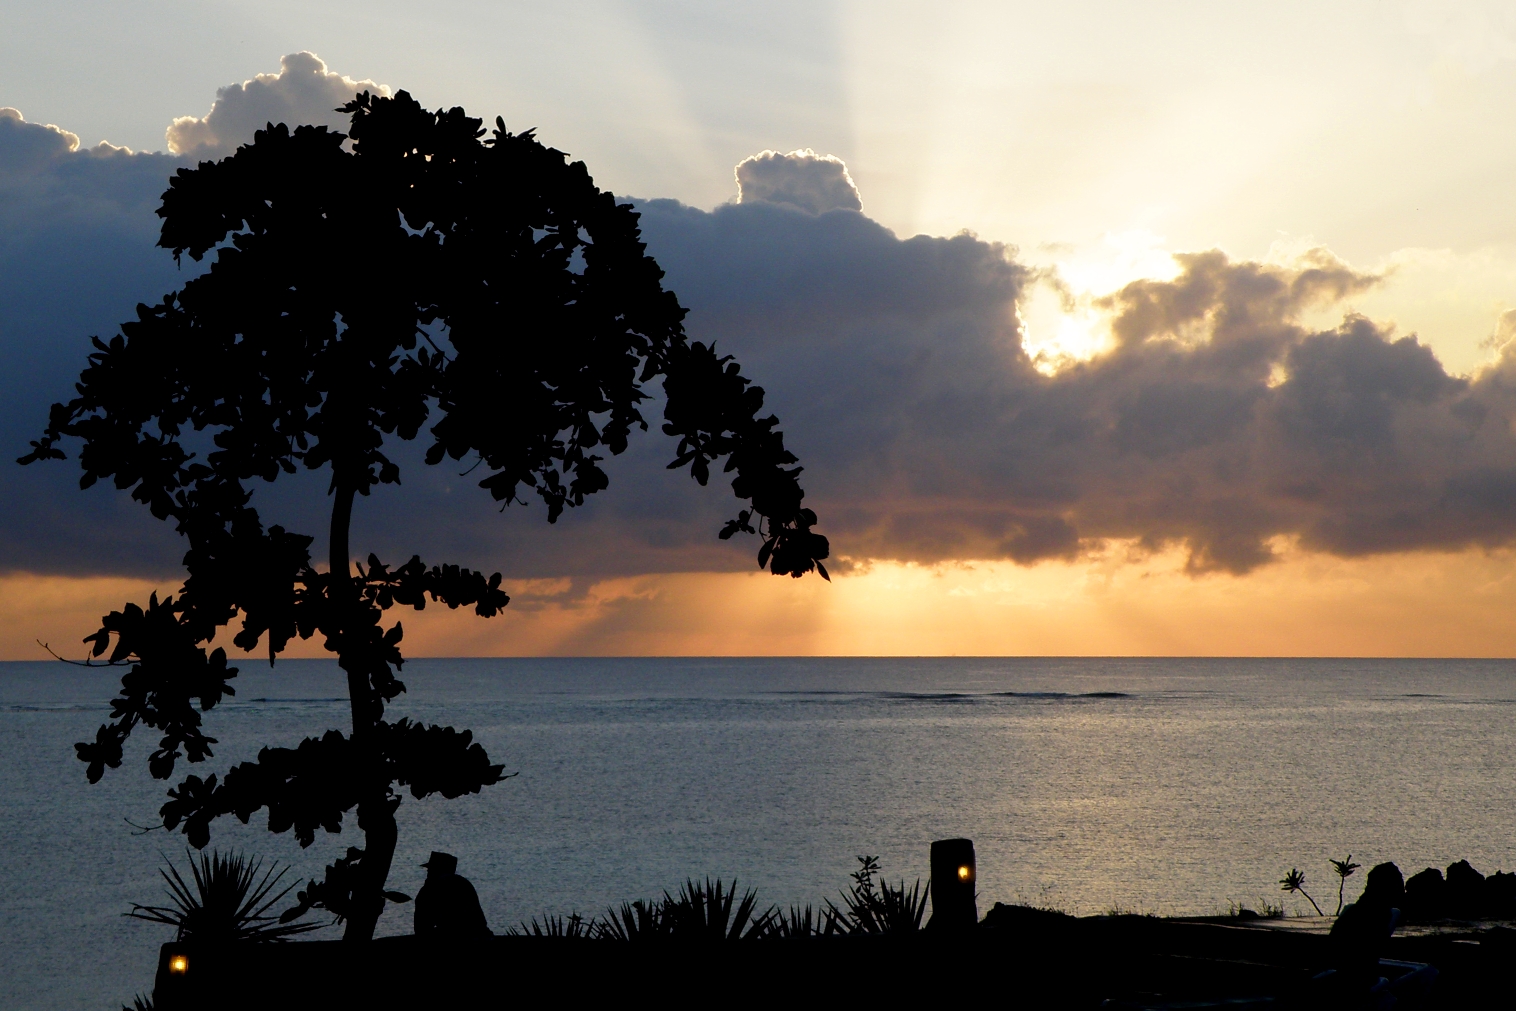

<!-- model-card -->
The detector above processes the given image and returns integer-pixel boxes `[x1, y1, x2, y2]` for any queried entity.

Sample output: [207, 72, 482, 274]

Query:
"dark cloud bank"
[5, 91, 1516, 588]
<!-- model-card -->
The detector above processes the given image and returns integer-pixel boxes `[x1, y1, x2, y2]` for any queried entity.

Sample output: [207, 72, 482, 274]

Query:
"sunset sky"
[6, 2, 1516, 656]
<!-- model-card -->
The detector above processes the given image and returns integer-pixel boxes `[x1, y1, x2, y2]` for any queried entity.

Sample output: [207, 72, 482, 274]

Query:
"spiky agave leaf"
[507, 912, 598, 938]
[878, 876, 930, 933]
[596, 899, 666, 941]
[126, 849, 322, 942]
[825, 855, 930, 935]
[763, 903, 843, 938]
[660, 878, 774, 941]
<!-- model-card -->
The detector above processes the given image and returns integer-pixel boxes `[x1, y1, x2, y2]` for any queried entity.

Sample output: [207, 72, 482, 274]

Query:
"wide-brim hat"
[420, 851, 457, 875]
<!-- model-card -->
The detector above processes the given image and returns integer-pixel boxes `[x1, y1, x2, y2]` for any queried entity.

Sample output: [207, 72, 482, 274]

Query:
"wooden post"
[929, 837, 977, 930]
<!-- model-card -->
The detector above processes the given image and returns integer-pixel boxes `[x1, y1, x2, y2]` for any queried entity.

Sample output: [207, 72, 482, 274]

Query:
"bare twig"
[38, 639, 129, 667]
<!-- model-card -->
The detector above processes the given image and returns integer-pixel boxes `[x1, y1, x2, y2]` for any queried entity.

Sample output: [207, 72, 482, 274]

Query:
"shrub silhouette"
[523, 879, 772, 941]
[505, 859, 934, 942]
[765, 903, 842, 938]
[825, 855, 930, 934]
[22, 90, 828, 941]
[659, 878, 772, 941]
[510, 911, 596, 938]
[126, 849, 322, 942]
[595, 899, 665, 941]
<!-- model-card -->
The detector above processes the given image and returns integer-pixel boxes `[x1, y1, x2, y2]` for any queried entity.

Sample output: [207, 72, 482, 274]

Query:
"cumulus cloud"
[332, 200, 1516, 583]
[9, 68, 1516, 588]
[3, 125, 173, 207]
[629, 200, 1516, 575]
[0, 106, 79, 171]
[734, 149, 862, 214]
[0, 109, 186, 576]
[166, 52, 390, 159]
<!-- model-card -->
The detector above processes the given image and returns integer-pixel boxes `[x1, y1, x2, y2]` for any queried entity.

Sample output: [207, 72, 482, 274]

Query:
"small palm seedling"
[826, 855, 931, 934]
[1330, 855, 1362, 915]
[127, 849, 321, 942]
[1279, 868, 1325, 917]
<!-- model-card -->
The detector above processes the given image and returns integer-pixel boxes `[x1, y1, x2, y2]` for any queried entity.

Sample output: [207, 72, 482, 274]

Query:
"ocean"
[3, 656, 1515, 1009]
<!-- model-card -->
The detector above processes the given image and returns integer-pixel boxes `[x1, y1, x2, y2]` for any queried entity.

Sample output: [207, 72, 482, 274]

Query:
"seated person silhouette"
[1321, 862, 1436, 1008]
[414, 851, 491, 938]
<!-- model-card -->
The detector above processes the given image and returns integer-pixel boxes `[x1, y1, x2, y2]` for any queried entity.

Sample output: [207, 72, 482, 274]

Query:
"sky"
[6, 1, 1516, 657]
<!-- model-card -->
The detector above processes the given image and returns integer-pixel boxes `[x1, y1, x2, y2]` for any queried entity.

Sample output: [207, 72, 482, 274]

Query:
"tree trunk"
[348, 797, 399, 941]
[329, 481, 399, 943]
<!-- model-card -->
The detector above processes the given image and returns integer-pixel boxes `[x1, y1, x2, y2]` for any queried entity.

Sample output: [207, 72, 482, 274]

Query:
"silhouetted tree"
[21, 92, 828, 941]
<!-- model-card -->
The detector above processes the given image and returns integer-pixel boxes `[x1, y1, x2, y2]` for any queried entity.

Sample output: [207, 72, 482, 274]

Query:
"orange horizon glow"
[8, 541, 1516, 662]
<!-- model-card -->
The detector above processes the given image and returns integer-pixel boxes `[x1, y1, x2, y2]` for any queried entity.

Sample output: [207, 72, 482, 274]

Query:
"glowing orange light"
[168, 955, 188, 975]
[957, 865, 972, 881]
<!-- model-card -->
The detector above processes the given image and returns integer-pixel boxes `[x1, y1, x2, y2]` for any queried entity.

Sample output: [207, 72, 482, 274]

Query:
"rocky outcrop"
[1399, 862, 1516, 922]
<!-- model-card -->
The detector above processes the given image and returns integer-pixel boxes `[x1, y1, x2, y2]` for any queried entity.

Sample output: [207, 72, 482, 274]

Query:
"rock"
[1487, 871, 1516, 917]
[979, 902, 1076, 932]
[1403, 867, 1447, 921]
[1447, 860, 1486, 918]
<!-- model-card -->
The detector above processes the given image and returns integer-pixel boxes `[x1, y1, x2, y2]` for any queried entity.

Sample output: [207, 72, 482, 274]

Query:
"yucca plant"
[127, 849, 321, 942]
[122, 995, 154, 1011]
[509, 912, 599, 938]
[597, 898, 667, 941]
[826, 855, 930, 934]
[873, 876, 930, 932]
[763, 903, 845, 938]
[660, 878, 774, 941]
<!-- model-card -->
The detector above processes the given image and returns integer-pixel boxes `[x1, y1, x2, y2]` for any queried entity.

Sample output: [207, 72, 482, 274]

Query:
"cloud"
[734, 148, 862, 214]
[9, 67, 1516, 591]
[165, 52, 390, 159]
[1, 118, 178, 213]
[0, 108, 185, 578]
[1487, 307, 1516, 351]
[0, 55, 390, 580]
[0, 106, 79, 171]
[630, 200, 1516, 575]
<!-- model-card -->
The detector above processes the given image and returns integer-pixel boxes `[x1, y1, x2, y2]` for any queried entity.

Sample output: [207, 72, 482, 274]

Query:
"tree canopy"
[22, 91, 828, 938]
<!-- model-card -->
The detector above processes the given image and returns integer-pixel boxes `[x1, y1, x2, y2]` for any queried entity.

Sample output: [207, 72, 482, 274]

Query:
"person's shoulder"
[443, 874, 480, 895]
[1329, 901, 1367, 935]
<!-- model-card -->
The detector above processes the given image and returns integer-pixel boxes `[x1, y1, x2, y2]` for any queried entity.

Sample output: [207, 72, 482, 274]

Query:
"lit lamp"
[156, 945, 192, 1003]
[928, 838, 977, 930]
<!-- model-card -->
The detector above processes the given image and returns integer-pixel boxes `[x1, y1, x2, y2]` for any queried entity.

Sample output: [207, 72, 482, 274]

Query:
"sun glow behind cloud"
[1019, 230, 1182, 372]
[10, 11, 1516, 657]
[829, 1, 1516, 389]
[1021, 231, 1516, 384]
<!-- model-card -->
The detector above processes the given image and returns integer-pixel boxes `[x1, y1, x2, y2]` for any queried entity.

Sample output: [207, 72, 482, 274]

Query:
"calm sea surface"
[3, 656, 1515, 1008]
